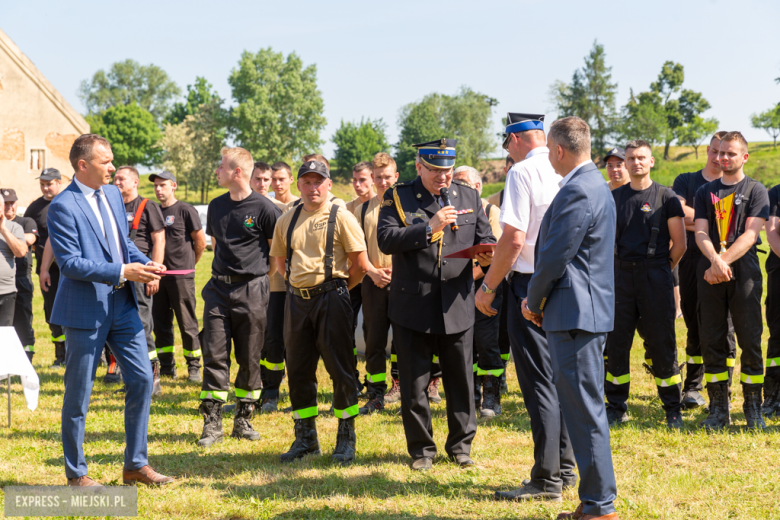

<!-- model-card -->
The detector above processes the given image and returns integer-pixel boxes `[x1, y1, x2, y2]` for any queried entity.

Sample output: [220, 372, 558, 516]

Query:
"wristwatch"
[480, 282, 496, 294]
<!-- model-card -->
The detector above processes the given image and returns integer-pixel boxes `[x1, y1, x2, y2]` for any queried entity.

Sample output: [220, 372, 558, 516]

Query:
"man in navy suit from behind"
[48, 134, 174, 487]
[522, 117, 619, 520]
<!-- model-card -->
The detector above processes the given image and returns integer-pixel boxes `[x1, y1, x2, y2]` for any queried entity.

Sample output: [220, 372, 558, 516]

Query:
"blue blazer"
[47, 181, 151, 330]
[526, 162, 616, 334]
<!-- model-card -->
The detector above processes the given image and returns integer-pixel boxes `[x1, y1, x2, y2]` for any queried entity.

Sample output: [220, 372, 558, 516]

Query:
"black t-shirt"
[206, 191, 281, 277]
[24, 196, 52, 273]
[123, 196, 165, 255]
[694, 176, 769, 260]
[613, 181, 684, 262]
[672, 170, 710, 257]
[766, 184, 780, 272]
[161, 201, 203, 272]
[12, 216, 37, 277]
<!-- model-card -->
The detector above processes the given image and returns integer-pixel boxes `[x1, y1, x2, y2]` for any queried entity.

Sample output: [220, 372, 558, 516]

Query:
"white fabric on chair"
[0, 326, 40, 411]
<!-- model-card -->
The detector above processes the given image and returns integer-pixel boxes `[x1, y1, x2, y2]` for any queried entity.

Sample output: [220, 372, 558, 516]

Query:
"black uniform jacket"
[377, 177, 496, 335]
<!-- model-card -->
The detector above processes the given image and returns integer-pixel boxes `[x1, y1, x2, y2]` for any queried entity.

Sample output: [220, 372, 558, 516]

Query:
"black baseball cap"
[297, 160, 330, 179]
[149, 171, 177, 183]
[0, 189, 18, 202]
[36, 168, 61, 181]
[604, 147, 626, 161]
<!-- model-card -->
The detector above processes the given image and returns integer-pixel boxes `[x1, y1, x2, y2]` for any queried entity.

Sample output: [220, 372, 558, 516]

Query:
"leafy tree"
[552, 41, 618, 157]
[187, 97, 228, 203]
[229, 48, 326, 163]
[167, 77, 221, 125]
[395, 87, 496, 181]
[676, 116, 719, 158]
[156, 122, 195, 198]
[79, 60, 181, 122]
[86, 103, 161, 166]
[618, 89, 668, 148]
[332, 118, 389, 179]
[751, 105, 780, 148]
[647, 61, 711, 160]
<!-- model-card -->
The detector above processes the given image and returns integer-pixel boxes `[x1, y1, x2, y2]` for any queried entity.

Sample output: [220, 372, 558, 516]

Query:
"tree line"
[78, 45, 780, 202]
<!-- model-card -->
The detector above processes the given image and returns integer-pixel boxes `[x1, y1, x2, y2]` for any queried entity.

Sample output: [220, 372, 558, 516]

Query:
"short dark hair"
[116, 165, 139, 179]
[253, 161, 271, 172]
[548, 117, 591, 156]
[271, 161, 292, 177]
[720, 131, 749, 153]
[70, 134, 111, 171]
[711, 131, 728, 143]
[353, 161, 372, 174]
[625, 139, 652, 153]
[505, 156, 515, 167]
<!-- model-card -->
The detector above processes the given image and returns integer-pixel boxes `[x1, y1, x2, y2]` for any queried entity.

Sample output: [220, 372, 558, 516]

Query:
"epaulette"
[391, 179, 414, 189]
[452, 179, 475, 190]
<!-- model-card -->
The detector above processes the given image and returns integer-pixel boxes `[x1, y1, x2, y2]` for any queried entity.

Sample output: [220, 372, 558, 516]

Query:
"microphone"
[439, 187, 458, 231]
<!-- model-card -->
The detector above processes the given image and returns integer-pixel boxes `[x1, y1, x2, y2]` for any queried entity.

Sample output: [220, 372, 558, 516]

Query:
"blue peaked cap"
[502, 113, 545, 148]
[414, 138, 457, 169]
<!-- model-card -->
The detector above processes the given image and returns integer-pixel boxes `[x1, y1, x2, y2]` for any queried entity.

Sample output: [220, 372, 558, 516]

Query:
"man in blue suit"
[522, 117, 618, 520]
[48, 134, 174, 487]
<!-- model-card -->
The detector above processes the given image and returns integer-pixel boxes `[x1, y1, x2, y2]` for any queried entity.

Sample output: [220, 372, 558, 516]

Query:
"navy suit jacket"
[526, 162, 616, 334]
[47, 181, 150, 330]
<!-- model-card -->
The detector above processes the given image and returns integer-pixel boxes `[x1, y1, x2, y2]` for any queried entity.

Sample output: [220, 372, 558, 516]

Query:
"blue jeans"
[61, 285, 152, 478]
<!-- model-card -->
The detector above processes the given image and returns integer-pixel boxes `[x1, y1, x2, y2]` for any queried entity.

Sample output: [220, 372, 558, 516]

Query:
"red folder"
[158, 269, 195, 276]
[444, 244, 496, 259]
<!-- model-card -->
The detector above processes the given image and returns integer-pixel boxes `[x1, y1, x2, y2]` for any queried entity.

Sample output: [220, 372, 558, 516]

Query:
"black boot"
[151, 359, 163, 397]
[197, 401, 224, 447]
[473, 373, 482, 411]
[281, 418, 321, 462]
[480, 375, 502, 418]
[51, 341, 66, 368]
[332, 417, 357, 465]
[231, 401, 261, 440]
[700, 382, 731, 430]
[158, 352, 177, 379]
[763, 374, 780, 418]
[743, 384, 766, 430]
[499, 366, 508, 395]
[103, 352, 122, 384]
[186, 356, 202, 382]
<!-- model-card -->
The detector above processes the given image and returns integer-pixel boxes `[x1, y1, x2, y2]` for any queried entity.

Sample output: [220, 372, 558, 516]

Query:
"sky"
[3, 0, 779, 159]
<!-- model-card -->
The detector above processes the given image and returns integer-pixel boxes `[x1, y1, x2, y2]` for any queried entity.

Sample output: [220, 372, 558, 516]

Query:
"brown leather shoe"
[558, 503, 619, 519]
[67, 475, 103, 487]
[122, 465, 174, 486]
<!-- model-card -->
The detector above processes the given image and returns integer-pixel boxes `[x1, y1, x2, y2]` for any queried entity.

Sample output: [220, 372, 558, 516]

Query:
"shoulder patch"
[382, 199, 394, 207]
[452, 179, 476, 190]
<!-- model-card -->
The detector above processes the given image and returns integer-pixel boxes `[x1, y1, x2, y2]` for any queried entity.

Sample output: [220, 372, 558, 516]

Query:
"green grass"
[1, 249, 780, 519]
[483, 142, 780, 197]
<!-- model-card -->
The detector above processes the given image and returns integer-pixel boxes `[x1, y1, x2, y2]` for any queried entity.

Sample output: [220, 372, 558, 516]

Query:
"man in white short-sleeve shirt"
[477, 113, 576, 502]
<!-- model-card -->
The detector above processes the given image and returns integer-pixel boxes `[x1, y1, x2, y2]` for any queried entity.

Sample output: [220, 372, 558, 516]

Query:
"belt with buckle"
[288, 279, 347, 300]
[212, 273, 258, 285]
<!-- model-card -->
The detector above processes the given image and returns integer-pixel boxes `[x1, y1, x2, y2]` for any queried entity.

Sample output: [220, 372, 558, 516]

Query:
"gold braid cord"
[393, 187, 444, 267]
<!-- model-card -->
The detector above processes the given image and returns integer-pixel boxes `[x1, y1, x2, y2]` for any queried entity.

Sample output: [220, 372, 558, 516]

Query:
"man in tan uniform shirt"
[270, 159, 371, 466]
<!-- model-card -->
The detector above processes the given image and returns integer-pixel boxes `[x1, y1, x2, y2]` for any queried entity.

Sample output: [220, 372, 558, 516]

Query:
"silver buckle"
[300, 288, 310, 300]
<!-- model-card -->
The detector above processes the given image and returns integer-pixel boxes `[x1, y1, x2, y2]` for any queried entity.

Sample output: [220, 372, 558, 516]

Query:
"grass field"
[2, 143, 780, 519]
[2, 247, 780, 520]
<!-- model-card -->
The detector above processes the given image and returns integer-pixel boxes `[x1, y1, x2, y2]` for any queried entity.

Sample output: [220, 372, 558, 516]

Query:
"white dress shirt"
[499, 147, 561, 274]
[558, 160, 594, 189]
[73, 177, 126, 278]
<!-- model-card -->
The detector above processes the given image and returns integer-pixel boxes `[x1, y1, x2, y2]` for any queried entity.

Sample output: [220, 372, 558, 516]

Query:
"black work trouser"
[260, 290, 287, 398]
[498, 279, 511, 363]
[200, 276, 267, 403]
[393, 323, 476, 460]
[41, 263, 64, 341]
[473, 284, 504, 375]
[605, 260, 682, 414]
[678, 254, 736, 391]
[14, 275, 35, 349]
[508, 273, 576, 492]
[286, 281, 357, 419]
[698, 255, 764, 385]
[361, 277, 392, 397]
[153, 275, 201, 369]
[0, 292, 16, 326]
[349, 283, 363, 387]
[766, 267, 780, 378]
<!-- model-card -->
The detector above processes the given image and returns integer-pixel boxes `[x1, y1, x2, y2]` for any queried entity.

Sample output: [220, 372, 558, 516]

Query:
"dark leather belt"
[212, 273, 258, 285]
[288, 279, 347, 300]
